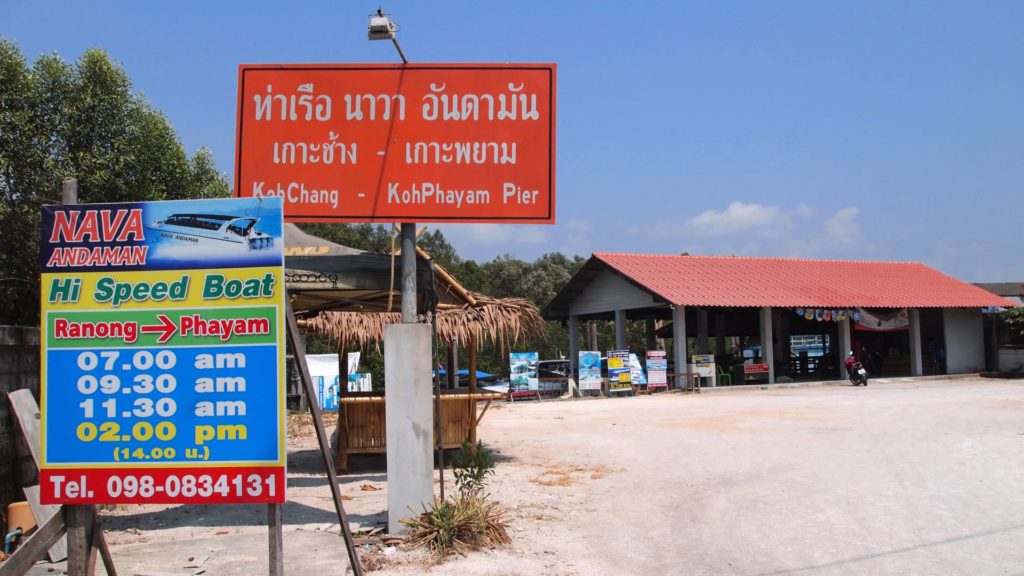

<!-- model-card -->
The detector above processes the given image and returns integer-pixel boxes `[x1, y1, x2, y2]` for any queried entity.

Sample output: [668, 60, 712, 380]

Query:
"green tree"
[0, 40, 229, 324]
[1004, 307, 1024, 336]
[295, 223, 393, 254]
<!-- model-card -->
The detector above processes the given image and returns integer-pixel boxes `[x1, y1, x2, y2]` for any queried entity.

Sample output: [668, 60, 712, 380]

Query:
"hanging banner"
[607, 350, 632, 393]
[39, 197, 286, 505]
[236, 63, 556, 224]
[646, 350, 667, 388]
[578, 351, 602, 391]
[855, 308, 910, 332]
[509, 352, 539, 392]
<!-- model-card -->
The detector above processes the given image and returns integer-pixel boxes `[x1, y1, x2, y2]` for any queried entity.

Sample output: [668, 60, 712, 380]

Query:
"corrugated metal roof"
[593, 253, 1016, 308]
[975, 282, 1024, 298]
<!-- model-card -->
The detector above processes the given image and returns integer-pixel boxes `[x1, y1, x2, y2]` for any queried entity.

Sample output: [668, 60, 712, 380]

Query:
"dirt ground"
[26, 375, 1024, 575]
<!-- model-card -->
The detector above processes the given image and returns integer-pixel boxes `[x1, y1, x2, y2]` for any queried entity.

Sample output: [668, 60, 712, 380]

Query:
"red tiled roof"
[594, 253, 1016, 308]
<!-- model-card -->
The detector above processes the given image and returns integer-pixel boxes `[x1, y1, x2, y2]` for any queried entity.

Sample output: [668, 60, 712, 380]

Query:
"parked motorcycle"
[844, 352, 868, 386]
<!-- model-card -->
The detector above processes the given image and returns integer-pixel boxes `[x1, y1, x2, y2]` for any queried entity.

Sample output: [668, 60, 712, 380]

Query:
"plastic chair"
[716, 364, 732, 386]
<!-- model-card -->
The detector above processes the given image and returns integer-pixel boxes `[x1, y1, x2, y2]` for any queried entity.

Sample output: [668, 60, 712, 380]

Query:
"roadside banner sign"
[235, 63, 556, 223]
[629, 353, 647, 385]
[646, 350, 667, 388]
[39, 197, 286, 504]
[578, 351, 602, 391]
[607, 350, 632, 393]
[509, 352, 539, 392]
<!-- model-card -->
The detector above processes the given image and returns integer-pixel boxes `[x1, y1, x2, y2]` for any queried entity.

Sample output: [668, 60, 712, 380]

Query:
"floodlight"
[367, 9, 407, 63]
[368, 14, 396, 40]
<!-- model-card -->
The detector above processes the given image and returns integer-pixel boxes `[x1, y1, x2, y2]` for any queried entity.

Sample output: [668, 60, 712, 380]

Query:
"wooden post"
[268, 504, 284, 576]
[468, 333, 478, 445]
[60, 177, 96, 576]
[66, 506, 96, 576]
[446, 339, 457, 389]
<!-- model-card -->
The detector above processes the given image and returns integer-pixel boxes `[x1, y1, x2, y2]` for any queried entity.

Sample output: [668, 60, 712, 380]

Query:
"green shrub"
[450, 440, 495, 496]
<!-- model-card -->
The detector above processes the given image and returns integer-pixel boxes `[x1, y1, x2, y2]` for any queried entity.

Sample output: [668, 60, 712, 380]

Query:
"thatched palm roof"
[304, 294, 546, 353]
[295, 229, 546, 351]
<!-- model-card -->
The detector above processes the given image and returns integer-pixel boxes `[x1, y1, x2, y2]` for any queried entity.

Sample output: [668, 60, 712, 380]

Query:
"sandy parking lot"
[32, 376, 1024, 575]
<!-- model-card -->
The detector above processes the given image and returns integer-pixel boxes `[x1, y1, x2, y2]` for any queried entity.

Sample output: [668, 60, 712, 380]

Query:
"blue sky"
[4, 1, 1022, 281]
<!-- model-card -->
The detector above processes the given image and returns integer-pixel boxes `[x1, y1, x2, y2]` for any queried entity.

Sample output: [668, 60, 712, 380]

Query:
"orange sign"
[235, 64, 556, 223]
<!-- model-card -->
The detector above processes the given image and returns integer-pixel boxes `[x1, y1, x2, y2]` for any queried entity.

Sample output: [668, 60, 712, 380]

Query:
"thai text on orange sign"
[235, 64, 556, 224]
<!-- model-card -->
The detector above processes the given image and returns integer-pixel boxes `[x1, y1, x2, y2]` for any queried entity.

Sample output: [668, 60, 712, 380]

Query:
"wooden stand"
[5, 389, 117, 576]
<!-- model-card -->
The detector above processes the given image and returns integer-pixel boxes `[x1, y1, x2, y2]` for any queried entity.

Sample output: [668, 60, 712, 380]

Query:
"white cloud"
[822, 207, 861, 246]
[688, 201, 791, 238]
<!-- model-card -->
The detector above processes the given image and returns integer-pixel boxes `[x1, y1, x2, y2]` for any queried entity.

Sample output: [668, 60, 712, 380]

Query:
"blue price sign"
[39, 198, 286, 504]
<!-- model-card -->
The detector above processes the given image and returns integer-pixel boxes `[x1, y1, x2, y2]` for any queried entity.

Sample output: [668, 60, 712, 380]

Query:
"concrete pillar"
[614, 309, 627, 351]
[760, 307, 775, 384]
[838, 315, 851, 379]
[909, 308, 923, 376]
[672, 306, 687, 389]
[645, 317, 657, 351]
[384, 324, 433, 535]
[715, 312, 726, 355]
[697, 309, 709, 354]
[568, 315, 580, 393]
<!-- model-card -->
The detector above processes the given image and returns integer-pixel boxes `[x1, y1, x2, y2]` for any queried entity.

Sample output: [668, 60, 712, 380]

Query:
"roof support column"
[838, 315, 851, 379]
[614, 309, 627, 351]
[645, 317, 657, 351]
[697, 309, 709, 354]
[760, 306, 775, 384]
[568, 315, 580, 396]
[909, 308, 923, 376]
[715, 312, 726, 355]
[672, 305, 687, 389]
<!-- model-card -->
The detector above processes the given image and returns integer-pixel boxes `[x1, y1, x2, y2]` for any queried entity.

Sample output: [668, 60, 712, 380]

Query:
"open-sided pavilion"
[544, 253, 1015, 387]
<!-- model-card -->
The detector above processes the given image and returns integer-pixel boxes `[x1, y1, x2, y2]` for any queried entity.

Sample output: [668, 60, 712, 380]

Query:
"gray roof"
[974, 282, 1024, 298]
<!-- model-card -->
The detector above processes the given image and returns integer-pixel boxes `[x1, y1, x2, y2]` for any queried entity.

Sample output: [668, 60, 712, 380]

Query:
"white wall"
[943, 309, 985, 374]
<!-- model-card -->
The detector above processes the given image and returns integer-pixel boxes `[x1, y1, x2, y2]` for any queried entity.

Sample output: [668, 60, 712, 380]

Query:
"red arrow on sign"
[140, 314, 177, 344]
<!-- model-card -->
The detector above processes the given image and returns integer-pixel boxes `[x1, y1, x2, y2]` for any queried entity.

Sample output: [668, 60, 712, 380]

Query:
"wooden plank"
[0, 507, 65, 576]
[92, 516, 117, 576]
[24, 485, 68, 562]
[8, 389, 41, 466]
[285, 298, 363, 576]
[268, 504, 284, 576]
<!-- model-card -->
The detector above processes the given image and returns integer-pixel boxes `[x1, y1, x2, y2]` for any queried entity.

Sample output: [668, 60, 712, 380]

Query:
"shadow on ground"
[100, 501, 385, 531]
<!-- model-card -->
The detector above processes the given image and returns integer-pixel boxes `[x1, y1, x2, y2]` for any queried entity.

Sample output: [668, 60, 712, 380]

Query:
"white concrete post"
[672, 306, 687, 389]
[568, 315, 580, 396]
[838, 315, 851, 379]
[697, 309, 709, 354]
[909, 308, 923, 376]
[384, 324, 433, 535]
[760, 307, 775, 384]
[614, 309, 627, 351]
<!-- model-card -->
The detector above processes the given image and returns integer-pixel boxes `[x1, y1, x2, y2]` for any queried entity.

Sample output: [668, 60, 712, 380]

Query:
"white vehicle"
[148, 213, 274, 252]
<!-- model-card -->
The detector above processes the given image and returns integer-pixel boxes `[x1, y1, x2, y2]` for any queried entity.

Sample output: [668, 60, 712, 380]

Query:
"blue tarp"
[434, 369, 497, 380]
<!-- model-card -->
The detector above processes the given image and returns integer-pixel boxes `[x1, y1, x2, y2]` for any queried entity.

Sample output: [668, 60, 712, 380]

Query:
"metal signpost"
[233, 58, 557, 536]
